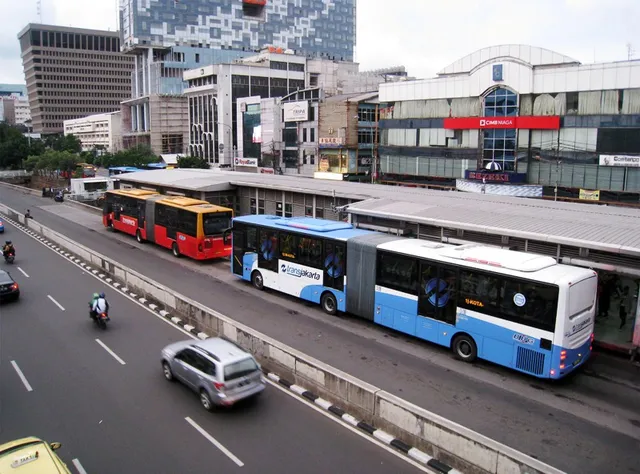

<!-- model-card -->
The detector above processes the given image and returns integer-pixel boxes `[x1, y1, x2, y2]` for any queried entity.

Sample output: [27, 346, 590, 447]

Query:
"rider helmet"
[99, 292, 105, 298]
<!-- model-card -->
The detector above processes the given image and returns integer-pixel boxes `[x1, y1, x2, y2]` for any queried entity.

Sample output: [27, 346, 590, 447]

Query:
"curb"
[2, 213, 460, 474]
[264, 371, 461, 474]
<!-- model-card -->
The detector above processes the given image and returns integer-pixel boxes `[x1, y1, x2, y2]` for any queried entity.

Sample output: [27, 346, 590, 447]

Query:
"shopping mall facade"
[377, 44, 640, 203]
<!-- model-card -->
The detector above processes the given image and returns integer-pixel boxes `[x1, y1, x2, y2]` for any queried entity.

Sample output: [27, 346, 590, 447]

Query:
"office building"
[64, 111, 122, 153]
[183, 48, 407, 168]
[118, 0, 357, 155]
[378, 44, 640, 203]
[18, 24, 134, 134]
[0, 84, 30, 126]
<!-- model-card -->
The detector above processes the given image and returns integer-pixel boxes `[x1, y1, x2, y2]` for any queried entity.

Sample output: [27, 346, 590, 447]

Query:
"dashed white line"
[185, 417, 244, 467]
[95, 339, 126, 365]
[72, 458, 88, 474]
[47, 294, 66, 311]
[10, 360, 33, 392]
[17, 267, 30, 278]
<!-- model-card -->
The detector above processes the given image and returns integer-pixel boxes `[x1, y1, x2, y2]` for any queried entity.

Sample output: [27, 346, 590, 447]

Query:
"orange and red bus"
[102, 189, 233, 260]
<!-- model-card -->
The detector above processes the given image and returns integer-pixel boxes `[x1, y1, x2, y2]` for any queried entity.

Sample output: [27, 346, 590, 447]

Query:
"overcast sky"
[1, 0, 639, 85]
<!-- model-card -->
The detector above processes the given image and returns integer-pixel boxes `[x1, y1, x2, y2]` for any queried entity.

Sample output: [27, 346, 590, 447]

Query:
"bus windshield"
[203, 212, 232, 236]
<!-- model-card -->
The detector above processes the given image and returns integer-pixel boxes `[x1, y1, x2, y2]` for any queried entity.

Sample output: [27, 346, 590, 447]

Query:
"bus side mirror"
[50, 442, 62, 451]
[223, 228, 232, 245]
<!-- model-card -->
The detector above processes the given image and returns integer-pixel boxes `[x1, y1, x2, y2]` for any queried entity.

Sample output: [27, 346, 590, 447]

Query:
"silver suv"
[161, 337, 266, 410]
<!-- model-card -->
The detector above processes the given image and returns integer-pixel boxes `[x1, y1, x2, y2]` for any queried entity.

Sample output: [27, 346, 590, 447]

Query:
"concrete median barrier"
[0, 202, 565, 474]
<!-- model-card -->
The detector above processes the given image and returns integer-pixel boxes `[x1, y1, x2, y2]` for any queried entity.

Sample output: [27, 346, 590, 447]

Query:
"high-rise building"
[118, 0, 357, 155]
[18, 24, 134, 134]
[0, 84, 30, 126]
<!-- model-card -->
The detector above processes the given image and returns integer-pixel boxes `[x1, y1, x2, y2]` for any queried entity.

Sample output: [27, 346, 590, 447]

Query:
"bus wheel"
[136, 230, 144, 243]
[251, 271, 264, 290]
[172, 242, 181, 258]
[321, 292, 338, 316]
[452, 334, 477, 362]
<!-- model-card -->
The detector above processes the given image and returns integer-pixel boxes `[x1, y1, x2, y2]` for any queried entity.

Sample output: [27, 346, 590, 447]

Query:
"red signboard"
[444, 116, 560, 130]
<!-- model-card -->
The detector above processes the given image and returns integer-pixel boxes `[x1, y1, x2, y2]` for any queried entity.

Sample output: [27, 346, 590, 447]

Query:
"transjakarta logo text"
[479, 119, 514, 127]
[280, 263, 321, 280]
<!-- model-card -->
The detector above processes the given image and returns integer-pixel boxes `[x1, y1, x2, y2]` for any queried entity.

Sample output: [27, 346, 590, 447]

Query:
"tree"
[43, 134, 82, 154]
[98, 145, 158, 168]
[24, 150, 78, 177]
[177, 155, 210, 169]
[0, 123, 30, 169]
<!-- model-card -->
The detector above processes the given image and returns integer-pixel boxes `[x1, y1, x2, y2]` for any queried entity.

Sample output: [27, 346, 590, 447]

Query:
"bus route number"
[465, 298, 484, 308]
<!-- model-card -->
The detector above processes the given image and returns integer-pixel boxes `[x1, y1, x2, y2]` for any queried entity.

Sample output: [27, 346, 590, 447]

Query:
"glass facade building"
[120, 0, 356, 62]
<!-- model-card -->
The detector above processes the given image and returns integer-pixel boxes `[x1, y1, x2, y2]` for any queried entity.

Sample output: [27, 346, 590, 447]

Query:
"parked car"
[161, 337, 265, 410]
[0, 270, 19, 302]
[0, 437, 71, 473]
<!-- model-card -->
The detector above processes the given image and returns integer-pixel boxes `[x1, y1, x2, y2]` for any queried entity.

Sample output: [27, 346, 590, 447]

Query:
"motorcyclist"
[91, 292, 110, 319]
[88, 292, 100, 319]
[3, 241, 15, 259]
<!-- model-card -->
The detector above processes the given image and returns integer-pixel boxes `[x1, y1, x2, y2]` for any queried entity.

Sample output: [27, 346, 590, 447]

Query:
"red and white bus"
[103, 189, 233, 260]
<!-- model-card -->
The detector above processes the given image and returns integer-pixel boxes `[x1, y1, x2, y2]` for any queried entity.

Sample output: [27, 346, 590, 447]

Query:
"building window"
[482, 87, 518, 172]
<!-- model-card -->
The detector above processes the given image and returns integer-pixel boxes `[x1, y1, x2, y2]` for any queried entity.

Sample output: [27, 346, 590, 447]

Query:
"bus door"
[232, 225, 246, 275]
[323, 241, 346, 292]
[137, 201, 146, 230]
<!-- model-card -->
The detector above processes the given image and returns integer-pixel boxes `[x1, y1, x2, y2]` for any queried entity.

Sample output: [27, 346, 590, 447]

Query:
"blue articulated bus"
[231, 215, 597, 379]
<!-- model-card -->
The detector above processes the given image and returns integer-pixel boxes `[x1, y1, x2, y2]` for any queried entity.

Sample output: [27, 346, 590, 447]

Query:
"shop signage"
[464, 170, 527, 183]
[283, 101, 309, 122]
[259, 167, 275, 174]
[599, 154, 640, 167]
[579, 189, 600, 201]
[319, 137, 344, 147]
[234, 157, 258, 167]
[444, 116, 560, 130]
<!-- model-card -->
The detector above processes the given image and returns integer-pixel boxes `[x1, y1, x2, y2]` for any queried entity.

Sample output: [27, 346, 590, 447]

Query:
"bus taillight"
[560, 350, 567, 361]
[198, 243, 204, 252]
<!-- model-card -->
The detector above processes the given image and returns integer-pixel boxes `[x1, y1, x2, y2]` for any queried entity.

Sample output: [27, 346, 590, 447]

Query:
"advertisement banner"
[599, 154, 640, 167]
[444, 116, 560, 130]
[234, 157, 258, 167]
[579, 189, 600, 201]
[464, 170, 527, 183]
[252, 125, 262, 144]
[283, 101, 309, 122]
[319, 137, 344, 148]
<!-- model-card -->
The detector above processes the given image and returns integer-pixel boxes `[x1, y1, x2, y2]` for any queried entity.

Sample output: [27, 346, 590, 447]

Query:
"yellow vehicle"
[0, 437, 71, 473]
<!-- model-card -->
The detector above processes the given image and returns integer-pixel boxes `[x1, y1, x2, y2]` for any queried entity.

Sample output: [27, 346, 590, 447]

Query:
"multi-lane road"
[2, 185, 640, 473]
[0, 218, 428, 473]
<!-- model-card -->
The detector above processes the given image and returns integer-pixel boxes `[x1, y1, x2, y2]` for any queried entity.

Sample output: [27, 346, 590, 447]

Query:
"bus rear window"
[568, 276, 597, 319]
[203, 212, 232, 236]
[223, 358, 259, 381]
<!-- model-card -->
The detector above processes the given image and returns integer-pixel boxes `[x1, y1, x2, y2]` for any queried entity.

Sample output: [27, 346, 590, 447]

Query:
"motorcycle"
[3, 251, 15, 264]
[89, 306, 110, 330]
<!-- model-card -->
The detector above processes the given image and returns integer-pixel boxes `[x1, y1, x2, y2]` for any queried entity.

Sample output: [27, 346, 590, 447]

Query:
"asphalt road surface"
[0, 218, 428, 474]
[2, 186, 640, 473]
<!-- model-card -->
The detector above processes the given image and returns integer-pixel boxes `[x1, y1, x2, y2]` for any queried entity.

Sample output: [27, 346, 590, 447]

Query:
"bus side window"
[279, 232, 298, 261]
[258, 229, 278, 272]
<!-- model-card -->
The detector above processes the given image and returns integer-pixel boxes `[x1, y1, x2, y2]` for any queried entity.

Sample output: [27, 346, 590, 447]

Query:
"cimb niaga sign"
[444, 116, 560, 130]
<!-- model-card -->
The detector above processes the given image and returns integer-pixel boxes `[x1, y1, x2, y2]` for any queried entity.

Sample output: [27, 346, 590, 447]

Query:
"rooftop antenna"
[627, 43, 636, 60]
[36, 0, 42, 23]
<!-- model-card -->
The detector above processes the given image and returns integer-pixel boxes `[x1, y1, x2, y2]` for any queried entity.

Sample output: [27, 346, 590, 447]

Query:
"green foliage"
[0, 122, 30, 169]
[43, 134, 82, 154]
[24, 150, 78, 173]
[177, 155, 209, 169]
[94, 145, 159, 168]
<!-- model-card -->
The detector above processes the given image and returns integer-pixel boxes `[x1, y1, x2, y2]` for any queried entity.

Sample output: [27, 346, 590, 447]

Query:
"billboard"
[599, 154, 640, 167]
[283, 101, 309, 122]
[444, 116, 560, 130]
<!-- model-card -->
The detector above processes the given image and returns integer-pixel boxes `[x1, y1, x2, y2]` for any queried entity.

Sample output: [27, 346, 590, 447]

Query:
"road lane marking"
[72, 458, 88, 474]
[185, 417, 244, 467]
[95, 339, 126, 365]
[17, 267, 29, 278]
[0, 218, 433, 473]
[47, 294, 65, 311]
[10, 360, 33, 392]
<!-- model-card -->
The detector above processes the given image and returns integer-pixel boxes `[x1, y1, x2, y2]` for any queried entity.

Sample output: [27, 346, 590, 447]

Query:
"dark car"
[0, 270, 20, 302]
